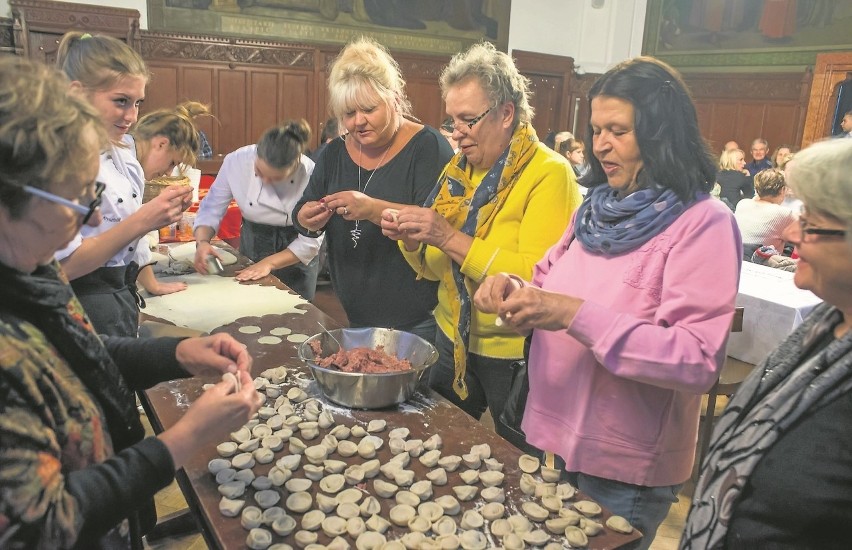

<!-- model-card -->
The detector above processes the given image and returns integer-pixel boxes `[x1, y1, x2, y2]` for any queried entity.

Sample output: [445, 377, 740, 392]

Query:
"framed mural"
[643, 0, 852, 69]
[147, 0, 510, 55]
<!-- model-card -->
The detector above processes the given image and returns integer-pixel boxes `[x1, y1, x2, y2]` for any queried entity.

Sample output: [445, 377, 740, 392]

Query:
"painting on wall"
[147, 0, 510, 55]
[643, 0, 852, 69]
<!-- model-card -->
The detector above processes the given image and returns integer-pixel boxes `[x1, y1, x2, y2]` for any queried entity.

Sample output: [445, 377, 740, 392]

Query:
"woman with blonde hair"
[294, 37, 453, 339]
[54, 31, 191, 337]
[716, 147, 754, 210]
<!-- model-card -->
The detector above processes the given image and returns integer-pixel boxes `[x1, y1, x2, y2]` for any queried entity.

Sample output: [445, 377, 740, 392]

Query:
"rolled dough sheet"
[143, 273, 307, 332]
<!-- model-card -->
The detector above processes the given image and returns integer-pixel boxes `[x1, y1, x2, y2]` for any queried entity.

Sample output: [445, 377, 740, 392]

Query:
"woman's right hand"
[194, 241, 221, 274]
[297, 200, 333, 232]
[138, 185, 192, 232]
[158, 370, 263, 469]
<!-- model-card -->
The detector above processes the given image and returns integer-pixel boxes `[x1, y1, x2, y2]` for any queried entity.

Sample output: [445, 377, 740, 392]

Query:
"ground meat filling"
[309, 341, 412, 373]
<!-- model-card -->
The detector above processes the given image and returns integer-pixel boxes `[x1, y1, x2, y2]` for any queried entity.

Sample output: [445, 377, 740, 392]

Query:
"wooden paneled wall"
[5, 0, 822, 168]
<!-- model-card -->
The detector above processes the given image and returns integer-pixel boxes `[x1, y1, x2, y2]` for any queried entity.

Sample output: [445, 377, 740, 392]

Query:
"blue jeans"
[428, 329, 518, 423]
[559, 465, 681, 550]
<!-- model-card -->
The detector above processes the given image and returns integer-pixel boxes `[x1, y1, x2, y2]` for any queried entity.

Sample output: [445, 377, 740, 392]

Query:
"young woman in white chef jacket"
[193, 120, 323, 300]
[54, 32, 191, 337]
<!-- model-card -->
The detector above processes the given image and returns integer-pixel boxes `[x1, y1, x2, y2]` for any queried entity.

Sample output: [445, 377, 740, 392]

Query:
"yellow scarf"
[423, 121, 538, 399]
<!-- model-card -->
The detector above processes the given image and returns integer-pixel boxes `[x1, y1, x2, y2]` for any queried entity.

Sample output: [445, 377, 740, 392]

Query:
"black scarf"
[0, 260, 144, 453]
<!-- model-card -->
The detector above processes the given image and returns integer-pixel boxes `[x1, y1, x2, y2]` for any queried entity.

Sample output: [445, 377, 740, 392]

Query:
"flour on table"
[257, 336, 282, 345]
[238, 325, 262, 334]
[269, 327, 292, 336]
[143, 273, 308, 332]
[286, 333, 309, 343]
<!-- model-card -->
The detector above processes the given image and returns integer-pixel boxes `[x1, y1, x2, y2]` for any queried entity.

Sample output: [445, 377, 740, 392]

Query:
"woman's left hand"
[324, 190, 375, 221]
[235, 262, 272, 281]
[175, 333, 252, 376]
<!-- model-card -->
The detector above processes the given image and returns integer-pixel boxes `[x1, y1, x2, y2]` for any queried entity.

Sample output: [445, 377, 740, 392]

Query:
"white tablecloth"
[726, 262, 822, 365]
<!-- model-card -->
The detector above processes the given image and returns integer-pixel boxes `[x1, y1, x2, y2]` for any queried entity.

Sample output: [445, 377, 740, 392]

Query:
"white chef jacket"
[194, 144, 322, 265]
[55, 143, 152, 267]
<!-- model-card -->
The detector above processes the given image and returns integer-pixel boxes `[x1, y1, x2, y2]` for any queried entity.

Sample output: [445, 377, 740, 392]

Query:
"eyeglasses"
[442, 107, 493, 133]
[789, 217, 847, 242]
[22, 181, 106, 224]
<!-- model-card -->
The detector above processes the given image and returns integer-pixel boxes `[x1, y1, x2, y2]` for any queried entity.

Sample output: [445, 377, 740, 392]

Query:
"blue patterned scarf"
[574, 183, 688, 255]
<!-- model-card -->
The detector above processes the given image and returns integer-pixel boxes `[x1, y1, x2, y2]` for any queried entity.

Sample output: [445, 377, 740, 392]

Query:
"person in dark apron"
[54, 32, 191, 337]
[193, 119, 322, 300]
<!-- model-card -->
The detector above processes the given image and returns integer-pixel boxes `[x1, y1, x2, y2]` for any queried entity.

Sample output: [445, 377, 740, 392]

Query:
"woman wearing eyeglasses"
[380, 42, 581, 446]
[0, 55, 263, 550]
[192, 120, 322, 300]
[683, 138, 852, 549]
[54, 32, 192, 337]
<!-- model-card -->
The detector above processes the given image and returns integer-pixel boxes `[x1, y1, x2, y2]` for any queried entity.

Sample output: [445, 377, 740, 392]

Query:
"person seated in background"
[552, 130, 574, 152]
[836, 109, 852, 138]
[770, 143, 792, 167]
[197, 129, 213, 159]
[723, 140, 739, 152]
[745, 137, 772, 176]
[735, 168, 798, 260]
[557, 136, 590, 183]
[0, 55, 263, 550]
[716, 147, 754, 210]
[682, 138, 852, 550]
[439, 116, 459, 152]
[310, 117, 344, 162]
[193, 120, 323, 300]
[750, 244, 797, 271]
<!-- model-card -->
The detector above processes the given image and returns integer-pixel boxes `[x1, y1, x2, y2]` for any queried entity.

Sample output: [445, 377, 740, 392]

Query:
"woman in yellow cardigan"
[381, 42, 582, 446]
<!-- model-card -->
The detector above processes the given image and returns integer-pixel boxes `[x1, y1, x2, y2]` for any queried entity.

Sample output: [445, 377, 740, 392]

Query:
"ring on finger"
[343, 207, 349, 216]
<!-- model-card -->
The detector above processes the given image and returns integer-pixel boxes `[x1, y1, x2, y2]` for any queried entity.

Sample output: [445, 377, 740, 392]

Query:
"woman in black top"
[294, 38, 452, 341]
[716, 147, 753, 210]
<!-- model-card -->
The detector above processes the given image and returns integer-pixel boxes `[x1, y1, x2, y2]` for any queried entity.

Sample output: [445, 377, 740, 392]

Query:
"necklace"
[351, 141, 392, 247]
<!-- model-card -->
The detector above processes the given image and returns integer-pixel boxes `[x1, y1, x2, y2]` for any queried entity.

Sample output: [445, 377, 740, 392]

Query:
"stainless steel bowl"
[297, 327, 439, 409]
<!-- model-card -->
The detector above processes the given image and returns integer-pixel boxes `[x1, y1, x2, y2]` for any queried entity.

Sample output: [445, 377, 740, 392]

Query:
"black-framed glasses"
[23, 181, 106, 224]
[443, 106, 493, 133]
[793, 217, 847, 241]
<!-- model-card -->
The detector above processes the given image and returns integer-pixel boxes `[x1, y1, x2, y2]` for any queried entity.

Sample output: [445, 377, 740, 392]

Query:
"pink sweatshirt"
[523, 197, 741, 486]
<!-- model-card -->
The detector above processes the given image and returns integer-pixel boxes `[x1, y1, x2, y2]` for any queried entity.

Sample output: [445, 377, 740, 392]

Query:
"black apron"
[70, 262, 143, 338]
[240, 219, 320, 301]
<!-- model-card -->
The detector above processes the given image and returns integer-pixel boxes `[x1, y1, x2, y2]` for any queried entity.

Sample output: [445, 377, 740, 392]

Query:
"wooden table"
[141, 266, 641, 549]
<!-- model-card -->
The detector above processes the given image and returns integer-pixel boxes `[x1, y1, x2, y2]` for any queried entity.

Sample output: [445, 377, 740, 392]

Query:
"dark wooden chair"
[695, 307, 754, 478]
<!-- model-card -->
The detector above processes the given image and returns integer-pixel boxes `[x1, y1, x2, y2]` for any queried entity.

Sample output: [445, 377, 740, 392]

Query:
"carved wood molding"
[684, 73, 807, 101]
[138, 31, 316, 68]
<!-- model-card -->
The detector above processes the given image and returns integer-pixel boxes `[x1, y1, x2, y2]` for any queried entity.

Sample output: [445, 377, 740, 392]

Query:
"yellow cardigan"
[401, 143, 582, 359]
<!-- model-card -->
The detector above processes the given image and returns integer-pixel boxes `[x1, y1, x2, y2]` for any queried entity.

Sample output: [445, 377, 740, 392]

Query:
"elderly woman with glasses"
[473, 57, 742, 548]
[0, 56, 262, 550]
[380, 42, 581, 447]
[682, 138, 852, 549]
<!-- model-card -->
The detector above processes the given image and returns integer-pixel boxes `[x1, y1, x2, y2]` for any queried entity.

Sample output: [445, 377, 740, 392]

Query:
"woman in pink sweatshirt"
[474, 57, 742, 549]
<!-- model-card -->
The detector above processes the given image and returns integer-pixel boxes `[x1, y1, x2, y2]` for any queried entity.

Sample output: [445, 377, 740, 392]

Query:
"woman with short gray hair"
[381, 42, 581, 444]
[683, 138, 852, 549]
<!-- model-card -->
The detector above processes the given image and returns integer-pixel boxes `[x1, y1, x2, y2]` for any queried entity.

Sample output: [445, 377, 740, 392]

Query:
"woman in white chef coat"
[54, 32, 191, 337]
[193, 119, 323, 300]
